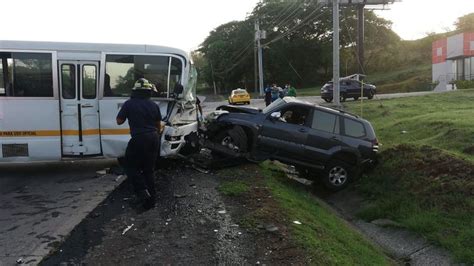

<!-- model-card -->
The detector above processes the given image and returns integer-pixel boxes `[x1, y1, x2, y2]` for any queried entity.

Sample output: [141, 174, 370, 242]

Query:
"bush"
[454, 80, 474, 90]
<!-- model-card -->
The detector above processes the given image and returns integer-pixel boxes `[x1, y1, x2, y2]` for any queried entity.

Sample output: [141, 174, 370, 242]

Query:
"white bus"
[0, 40, 199, 162]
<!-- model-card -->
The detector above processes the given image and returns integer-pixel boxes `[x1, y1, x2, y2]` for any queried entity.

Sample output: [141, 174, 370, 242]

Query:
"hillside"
[345, 90, 474, 263]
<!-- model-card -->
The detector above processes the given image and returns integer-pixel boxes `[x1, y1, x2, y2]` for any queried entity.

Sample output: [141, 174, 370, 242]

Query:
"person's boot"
[138, 189, 155, 210]
[137, 189, 151, 202]
[143, 196, 155, 210]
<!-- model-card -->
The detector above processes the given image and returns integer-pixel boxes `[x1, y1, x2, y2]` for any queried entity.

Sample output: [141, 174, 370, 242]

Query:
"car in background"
[321, 74, 376, 103]
[205, 97, 379, 191]
[228, 88, 251, 105]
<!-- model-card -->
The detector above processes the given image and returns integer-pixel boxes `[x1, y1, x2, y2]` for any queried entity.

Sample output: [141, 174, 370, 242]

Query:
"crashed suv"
[204, 97, 379, 190]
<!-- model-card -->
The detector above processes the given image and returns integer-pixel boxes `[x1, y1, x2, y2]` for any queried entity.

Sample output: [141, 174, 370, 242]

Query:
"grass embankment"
[367, 64, 432, 94]
[260, 162, 390, 265]
[218, 163, 390, 264]
[345, 90, 474, 262]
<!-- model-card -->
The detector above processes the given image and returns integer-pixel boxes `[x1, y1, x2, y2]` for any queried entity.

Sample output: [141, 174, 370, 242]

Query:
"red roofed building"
[432, 32, 474, 91]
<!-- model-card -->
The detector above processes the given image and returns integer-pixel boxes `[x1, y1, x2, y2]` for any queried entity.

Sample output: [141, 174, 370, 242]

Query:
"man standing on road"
[264, 84, 272, 106]
[116, 78, 162, 210]
[287, 83, 297, 97]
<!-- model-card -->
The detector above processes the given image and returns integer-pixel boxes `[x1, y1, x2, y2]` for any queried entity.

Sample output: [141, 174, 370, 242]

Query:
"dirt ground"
[41, 159, 307, 265]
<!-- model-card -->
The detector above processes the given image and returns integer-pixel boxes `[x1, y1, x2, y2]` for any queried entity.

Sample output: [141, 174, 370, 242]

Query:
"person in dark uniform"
[264, 84, 272, 106]
[116, 78, 162, 210]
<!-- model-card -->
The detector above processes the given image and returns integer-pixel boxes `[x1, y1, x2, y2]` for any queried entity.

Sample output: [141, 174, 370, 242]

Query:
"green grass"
[355, 146, 474, 263]
[260, 161, 391, 265]
[297, 86, 321, 97]
[343, 90, 474, 262]
[217, 180, 250, 196]
[367, 64, 431, 85]
[346, 89, 474, 161]
[367, 64, 432, 94]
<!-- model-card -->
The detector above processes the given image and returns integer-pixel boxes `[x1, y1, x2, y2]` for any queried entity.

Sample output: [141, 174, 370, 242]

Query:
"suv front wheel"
[322, 160, 354, 191]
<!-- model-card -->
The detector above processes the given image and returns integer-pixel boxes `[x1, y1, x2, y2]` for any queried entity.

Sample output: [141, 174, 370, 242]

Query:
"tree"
[199, 20, 255, 92]
[455, 13, 474, 32]
[197, 0, 401, 91]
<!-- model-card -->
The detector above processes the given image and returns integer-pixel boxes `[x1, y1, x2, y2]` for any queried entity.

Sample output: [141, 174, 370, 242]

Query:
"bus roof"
[0, 40, 189, 59]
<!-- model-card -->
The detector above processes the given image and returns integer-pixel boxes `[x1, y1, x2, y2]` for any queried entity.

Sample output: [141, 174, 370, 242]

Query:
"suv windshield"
[262, 98, 286, 114]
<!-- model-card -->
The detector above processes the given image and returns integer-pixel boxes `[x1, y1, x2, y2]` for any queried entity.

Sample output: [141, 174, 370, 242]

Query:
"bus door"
[59, 61, 101, 156]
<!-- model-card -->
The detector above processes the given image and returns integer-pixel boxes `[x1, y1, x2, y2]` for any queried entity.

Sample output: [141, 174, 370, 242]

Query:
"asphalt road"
[200, 91, 443, 114]
[0, 160, 122, 265]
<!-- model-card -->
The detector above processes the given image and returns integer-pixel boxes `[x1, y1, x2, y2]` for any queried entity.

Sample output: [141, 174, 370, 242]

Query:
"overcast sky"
[1, 0, 473, 52]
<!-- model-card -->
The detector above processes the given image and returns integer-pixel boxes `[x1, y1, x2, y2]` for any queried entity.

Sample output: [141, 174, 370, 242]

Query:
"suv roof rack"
[317, 105, 360, 119]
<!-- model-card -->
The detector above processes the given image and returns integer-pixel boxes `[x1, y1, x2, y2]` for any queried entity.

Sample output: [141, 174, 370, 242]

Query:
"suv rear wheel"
[367, 91, 374, 100]
[323, 97, 333, 103]
[322, 160, 353, 191]
[340, 93, 347, 102]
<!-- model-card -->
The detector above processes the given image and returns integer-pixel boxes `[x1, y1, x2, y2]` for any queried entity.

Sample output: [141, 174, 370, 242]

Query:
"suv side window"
[312, 109, 338, 133]
[344, 118, 366, 138]
[279, 106, 310, 126]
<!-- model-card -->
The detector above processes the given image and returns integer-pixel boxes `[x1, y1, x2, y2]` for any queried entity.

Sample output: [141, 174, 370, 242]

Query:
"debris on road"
[265, 224, 279, 232]
[192, 165, 210, 174]
[96, 169, 108, 175]
[122, 224, 134, 235]
[115, 175, 125, 182]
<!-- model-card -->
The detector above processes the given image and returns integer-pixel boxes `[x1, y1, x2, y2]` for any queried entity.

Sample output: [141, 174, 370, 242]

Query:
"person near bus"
[116, 78, 162, 210]
[264, 85, 272, 106]
[271, 84, 280, 102]
[286, 83, 297, 97]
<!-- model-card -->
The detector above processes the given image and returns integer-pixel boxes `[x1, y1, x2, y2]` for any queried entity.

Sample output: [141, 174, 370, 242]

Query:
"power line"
[213, 47, 253, 76]
[341, 10, 366, 74]
[263, 3, 325, 46]
[262, 0, 300, 29]
[271, 1, 305, 33]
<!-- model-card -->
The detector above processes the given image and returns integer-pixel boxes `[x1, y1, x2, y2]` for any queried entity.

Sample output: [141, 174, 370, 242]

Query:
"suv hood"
[216, 105, 261, 114]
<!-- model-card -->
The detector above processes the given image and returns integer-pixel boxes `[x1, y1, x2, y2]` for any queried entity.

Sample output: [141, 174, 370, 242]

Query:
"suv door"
[258, 104, 311, 161]
[304, 109, 342, 167]
[346, 80, 358, 97]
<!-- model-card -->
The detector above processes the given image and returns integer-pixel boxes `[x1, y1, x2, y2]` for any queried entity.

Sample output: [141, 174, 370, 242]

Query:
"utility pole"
[357, 4, 365, 74]
[255, 19, 265, 97]
[254, 24, 259, 94]
[332, 0, 341, 107]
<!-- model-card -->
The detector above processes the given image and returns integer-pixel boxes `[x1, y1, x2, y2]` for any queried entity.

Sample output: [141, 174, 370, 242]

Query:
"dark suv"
[205, 97, 379, 190]
[321, 79, 376, 103]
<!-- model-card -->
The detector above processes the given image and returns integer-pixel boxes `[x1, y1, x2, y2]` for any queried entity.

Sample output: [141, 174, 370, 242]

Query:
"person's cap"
[133, 78, 156, 91]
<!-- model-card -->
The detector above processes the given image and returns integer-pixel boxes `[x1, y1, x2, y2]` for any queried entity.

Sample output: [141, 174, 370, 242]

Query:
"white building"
[432, 32, 474, 91]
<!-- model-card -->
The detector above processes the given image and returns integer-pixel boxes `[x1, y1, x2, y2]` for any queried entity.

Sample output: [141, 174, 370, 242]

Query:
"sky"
[1, 0, 473, 53]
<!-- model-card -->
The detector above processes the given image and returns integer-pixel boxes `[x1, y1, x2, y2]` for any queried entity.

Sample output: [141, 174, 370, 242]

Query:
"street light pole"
[332, 0, 341, 107]
[357, 4, 365, 74]
[256, 19, 265, 97]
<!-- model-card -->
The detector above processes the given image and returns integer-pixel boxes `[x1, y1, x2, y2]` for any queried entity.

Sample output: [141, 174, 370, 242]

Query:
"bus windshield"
[104, 54, 183, 98]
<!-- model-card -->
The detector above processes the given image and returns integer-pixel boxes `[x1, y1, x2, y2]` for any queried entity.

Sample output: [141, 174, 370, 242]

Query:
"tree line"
[194, 0, 474, 94]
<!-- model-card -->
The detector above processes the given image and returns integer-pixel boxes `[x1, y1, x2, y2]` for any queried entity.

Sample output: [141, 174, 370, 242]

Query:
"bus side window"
[0, 59, 4, 95]
[169, 57, 183, 96]
[0, 52, 53, 97]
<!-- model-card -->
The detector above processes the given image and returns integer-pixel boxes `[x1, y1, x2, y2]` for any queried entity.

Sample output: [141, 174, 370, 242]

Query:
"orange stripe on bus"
[100, 129, 130, 135]
[0, 129, 129, 137]
[62, 129, 101, 136]
[0, 130, 60, 137]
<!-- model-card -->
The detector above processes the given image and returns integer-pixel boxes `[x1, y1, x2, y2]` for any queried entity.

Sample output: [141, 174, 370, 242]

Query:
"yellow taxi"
[228, 88, 251, 105]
